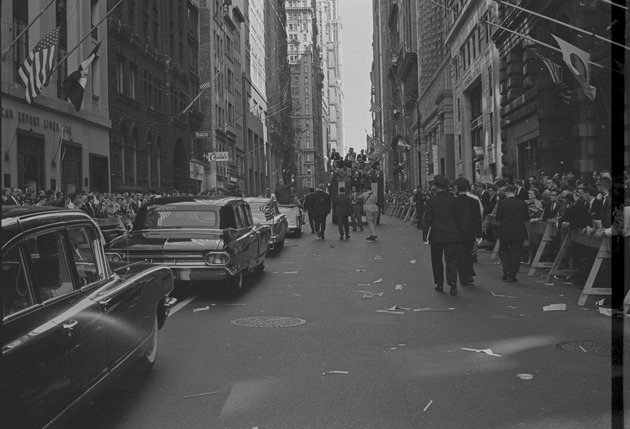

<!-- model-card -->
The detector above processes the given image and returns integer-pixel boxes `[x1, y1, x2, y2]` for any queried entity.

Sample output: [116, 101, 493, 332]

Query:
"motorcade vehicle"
[96, 215, 127, 244]
[106, 196, 271, 290]
[1, 206, 176, 429]
[277, 203, 303, 236]
[243, 197, 289, 250]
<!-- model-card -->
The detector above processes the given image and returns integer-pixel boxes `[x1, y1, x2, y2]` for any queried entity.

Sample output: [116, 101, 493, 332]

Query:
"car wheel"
[226, 270, 243, 292]
[254, 262, 265, 274]
[139, 314, 159, 370]
[295, 227, 301, 237]
[277, 239, 285, 249]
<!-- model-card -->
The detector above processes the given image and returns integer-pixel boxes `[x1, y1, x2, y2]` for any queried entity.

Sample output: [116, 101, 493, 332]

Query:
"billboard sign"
[207, 151, 229, 162]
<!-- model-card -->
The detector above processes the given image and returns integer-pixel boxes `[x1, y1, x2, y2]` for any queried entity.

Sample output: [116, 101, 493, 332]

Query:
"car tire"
[295, 227, 301, 237]
[226, 270, 243, 293]
[277, 239, 285, 249]
[139, 314, 159, 371]
[253, 262, 265, 274]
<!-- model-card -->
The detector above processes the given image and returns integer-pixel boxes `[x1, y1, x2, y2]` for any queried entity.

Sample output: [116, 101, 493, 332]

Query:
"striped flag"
[263, 202, 275, 221]
[370, 102, 382, 113]
[199, 81, 211, 90]
[18, 28, 59, 104]
[552, 34, 596, 101]
[534, 50, 571, 104]
[63, 41, 101, 112]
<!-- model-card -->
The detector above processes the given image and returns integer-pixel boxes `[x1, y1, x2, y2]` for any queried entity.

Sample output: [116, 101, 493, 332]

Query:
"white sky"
[340, 0, 373, 153]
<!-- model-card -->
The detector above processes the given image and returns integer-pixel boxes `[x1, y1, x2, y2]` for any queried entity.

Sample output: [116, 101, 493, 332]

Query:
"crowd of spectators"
[329, 147, 383, 191]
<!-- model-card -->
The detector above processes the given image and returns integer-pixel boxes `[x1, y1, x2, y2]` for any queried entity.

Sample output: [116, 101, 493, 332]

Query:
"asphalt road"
[71, 216, 626, 429]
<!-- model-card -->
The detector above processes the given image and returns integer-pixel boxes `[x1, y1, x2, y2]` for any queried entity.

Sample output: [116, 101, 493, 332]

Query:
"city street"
[72, 215, 622, 429]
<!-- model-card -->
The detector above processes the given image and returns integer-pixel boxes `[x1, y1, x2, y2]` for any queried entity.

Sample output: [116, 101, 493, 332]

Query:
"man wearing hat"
[454, 177, 482, 286]
[423, 175, 459, 295]
[495, 185, 529, 282]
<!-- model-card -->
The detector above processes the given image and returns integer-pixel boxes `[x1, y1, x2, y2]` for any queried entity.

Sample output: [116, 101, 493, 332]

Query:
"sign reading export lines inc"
[207, 151, 229, 162]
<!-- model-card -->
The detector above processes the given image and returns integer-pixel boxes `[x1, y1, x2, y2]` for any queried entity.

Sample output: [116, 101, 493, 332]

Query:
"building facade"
[444, 0, 501, 184]
[2, 0, 110, 194]
[417, 0, 454, 185]
[492, 0, 613, 179]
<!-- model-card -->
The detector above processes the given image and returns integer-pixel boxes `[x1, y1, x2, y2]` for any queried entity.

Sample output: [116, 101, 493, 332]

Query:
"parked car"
[244, 197, 289, 250]
[95, 215, 127, 244]
[1, 206, 176, 429]
[106, 196, 271, 290]
[278, 203, 303, 236]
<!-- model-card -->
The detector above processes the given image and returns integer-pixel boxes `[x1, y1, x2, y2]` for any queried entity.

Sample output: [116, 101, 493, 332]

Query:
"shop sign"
[229, 176, 238, 183]
[1, 105, 67, 133]
[189, 161, 205, 180]
[194, 131, 211, 139]
[207, 151, 229, 162]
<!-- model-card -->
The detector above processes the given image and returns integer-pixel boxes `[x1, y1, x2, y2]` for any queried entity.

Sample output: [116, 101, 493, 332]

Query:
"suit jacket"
[82, 203, 97, 218]
[332, 193, 353, 217]
[562, 201, 589, 229]
[486, 194, 497, 216]
[541, 201, 563, 221]
[515, 187, 528, 201]
[422, 190, 458, 244]
[303, 193, 315, 212]
[454, 194, 482, 242]
[600, 195, 612, 228]
[4, 196, 20, 205]
[495, 196, 529, 241]
[312, 190, 331, 216]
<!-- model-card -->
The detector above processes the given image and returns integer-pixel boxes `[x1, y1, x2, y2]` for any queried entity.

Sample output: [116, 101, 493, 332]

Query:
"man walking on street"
[360, 187, 379, 241]
[303, 187, 316, 233]
[312, 183, 331, 239]
[333, 187, 353, 239]
[423, 175, 459, 295]
[496, 185, 529, 282]
[454, 177, 482, 286]
[349, 186, 364, 232]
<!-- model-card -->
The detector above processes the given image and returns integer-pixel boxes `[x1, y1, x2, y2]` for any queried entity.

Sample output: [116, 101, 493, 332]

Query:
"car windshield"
[135, 206, 218, 229]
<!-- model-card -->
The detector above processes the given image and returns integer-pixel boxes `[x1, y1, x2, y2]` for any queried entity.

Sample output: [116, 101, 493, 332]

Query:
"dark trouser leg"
[498, 239, 512, 275]
[341, 215, 350, 235]
[509, 240, 524, 276]
[308, 211, 315, 232]
[314, 216, 323, 235]
[457, 241, 474, 283]
[319, 216, 326, 234]
[444, 243, 459, 286]
[430, 243, 445, 287]
[337, 215, 345, 237]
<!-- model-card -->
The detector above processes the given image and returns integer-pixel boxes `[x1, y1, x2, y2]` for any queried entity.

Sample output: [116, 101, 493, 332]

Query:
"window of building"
[61, 143, 83, 194]
[116, 57, 125, 93]
[17, 133, 45, 192]
[129, 63, 137, 99]
[12, 1, 29, 84]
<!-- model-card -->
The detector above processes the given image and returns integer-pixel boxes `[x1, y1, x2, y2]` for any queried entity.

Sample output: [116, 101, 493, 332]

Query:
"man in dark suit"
[4, 187, 22, 205]
[540, 189, 563, 222]
[423, 175, 459, 295]
[82, 194, 98, 218]
[312, 183, 331, 239]
[302, 188, 316, 233]
[349, 185, 364, 232]
[486, 186, 498, 216]
[514, 179, 528, 201]
[454, 178, 482, 286]
[496, 185, 529, 282]
[332, 187, 353, 239]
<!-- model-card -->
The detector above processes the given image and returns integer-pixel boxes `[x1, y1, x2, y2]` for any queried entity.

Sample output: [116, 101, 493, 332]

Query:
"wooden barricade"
[527, 222, 558, 276]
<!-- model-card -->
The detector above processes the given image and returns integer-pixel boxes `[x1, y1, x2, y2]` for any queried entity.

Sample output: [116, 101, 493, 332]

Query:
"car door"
[1, 241, 73, 429]
[244, 203, 267, 257]
[26, 229, 108, 399]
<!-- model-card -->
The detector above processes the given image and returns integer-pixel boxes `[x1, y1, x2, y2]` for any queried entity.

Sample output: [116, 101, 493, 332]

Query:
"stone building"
[107, 0, 202, 193]
[2, 0, 110, 194]
[492, 0, 614, 179]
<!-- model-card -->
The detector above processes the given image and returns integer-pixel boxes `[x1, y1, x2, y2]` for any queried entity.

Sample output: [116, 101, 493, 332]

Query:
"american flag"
[370, 102, 382, 113]
[534, 49, 571, 105]
[18, 28, 59, 104]
[263, 202, 275, 221]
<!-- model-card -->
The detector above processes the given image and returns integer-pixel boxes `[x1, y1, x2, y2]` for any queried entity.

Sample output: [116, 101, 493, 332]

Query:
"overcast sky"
[340, 0, 373, 152]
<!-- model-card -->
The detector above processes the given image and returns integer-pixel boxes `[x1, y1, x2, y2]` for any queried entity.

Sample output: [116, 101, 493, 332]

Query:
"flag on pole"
[199, 81, 211, 90]
[370, 102, 382, 113]
[63, 41, 101, 112]
[18, 28, 59, 104]
[263, 202, 275, 221]
[533, 49, 571, 104]
[552, 34, 596, 101]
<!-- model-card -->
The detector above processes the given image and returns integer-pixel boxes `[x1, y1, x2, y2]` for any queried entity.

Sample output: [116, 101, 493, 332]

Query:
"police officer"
[423, 175, 459, 295]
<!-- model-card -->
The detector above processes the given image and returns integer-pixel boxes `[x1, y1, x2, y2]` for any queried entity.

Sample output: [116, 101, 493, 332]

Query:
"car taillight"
[106, 252, 122, 262]
[204, 252, 230, 265]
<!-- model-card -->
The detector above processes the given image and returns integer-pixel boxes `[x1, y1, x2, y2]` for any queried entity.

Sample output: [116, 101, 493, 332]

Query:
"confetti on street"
[183, 391, 219, 399]
[282, 271, 298, 274]
[517, 374, 533, 380]
[323, 371, 349, 375]
[461, 348, 501, 357]
[193, 306, 210, 313]
[543, 304, 567, 311]
[491, 291, 517, 299]
[410, 259, 416, 264]
[395, 284, 403, 290]
[423, 400, 433, 412]
[372, 278, 383, 284]
[413, 308, 454, 312]
[377, 310, 404, 315]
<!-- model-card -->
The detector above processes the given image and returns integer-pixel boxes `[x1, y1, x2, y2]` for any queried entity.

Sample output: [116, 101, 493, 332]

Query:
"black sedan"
[106, 196, 271, 291]
[1, 206, 175, 429]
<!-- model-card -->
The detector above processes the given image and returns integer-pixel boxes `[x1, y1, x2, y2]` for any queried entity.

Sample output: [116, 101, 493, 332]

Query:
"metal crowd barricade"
[527, 221, 557, 276]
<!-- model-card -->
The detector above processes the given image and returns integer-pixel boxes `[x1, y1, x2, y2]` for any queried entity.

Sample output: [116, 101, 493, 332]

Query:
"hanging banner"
[552, 35, 596, 101]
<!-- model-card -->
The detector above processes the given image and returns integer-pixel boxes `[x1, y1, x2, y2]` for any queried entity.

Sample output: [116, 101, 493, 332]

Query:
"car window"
[137, 207, 218, 228]
[219, 206, 237, 229]
[66, 225, 105, 286]
[26, 232, 75, 302]
[2, 244, 34, 318]
[235, 204, 250, 228]
[244, 204, 254, 225]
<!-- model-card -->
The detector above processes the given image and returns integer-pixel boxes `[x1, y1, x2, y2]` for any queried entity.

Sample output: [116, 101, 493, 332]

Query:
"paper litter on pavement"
[372, 278, 383, 284]
[282, 271, 298, 274]
[323, 370, 349, 375]
[543, 304, 566, 311]
[413, 308, 455, 312]
[395, 284, 403, 290]
[491, 290, 517, 299]
[358, 291, 383, 297]
[423, 400, 433, 412]
[596, 299, 604, 306]
[461, 348, 501, 357]
[182, 391, 219, 399]
[377, 310, 405, 315]
[388, 305, 410, 311]
[410, 260, 417, 264]
[374, 256, 383, 260]
[193, 306, 210, 313]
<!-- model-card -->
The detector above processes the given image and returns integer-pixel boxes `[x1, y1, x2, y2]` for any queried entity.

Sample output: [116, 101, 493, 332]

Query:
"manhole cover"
[231, 316, 306, 328]
[556, 340, 629, 357]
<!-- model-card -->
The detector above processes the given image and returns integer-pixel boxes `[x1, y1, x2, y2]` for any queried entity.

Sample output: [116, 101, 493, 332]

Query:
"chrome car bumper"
[168, 266, 238, 282]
